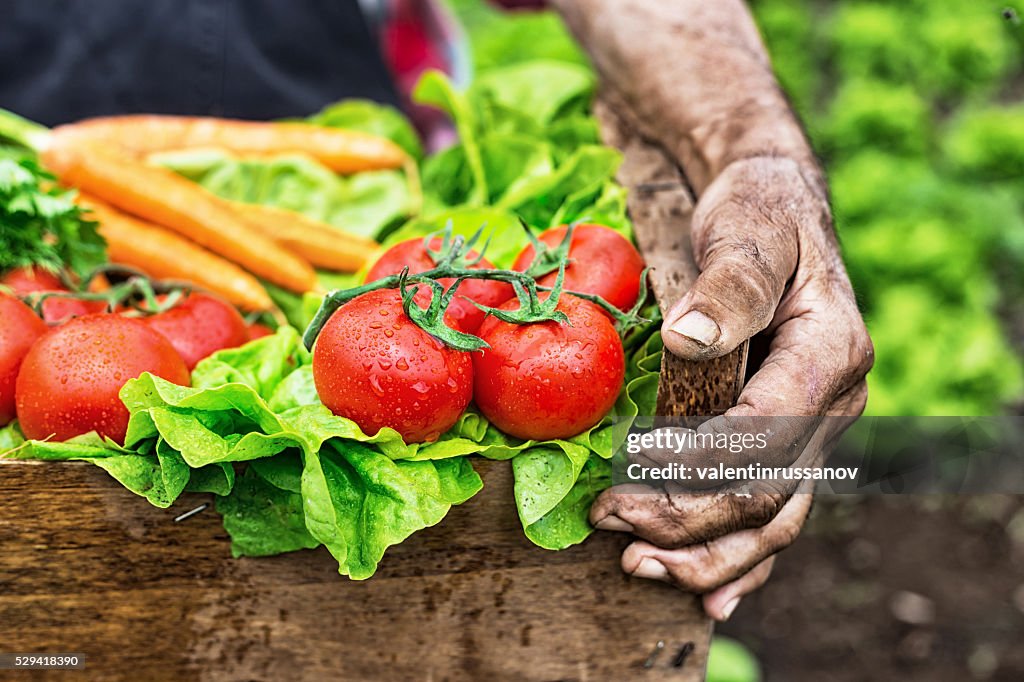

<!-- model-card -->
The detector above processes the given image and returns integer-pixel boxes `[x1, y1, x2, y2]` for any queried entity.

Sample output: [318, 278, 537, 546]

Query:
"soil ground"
[718, 495, 1024, 681]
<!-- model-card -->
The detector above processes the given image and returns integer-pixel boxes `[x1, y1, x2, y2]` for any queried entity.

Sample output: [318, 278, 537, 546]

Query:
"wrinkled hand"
[591, 156, 874, 620]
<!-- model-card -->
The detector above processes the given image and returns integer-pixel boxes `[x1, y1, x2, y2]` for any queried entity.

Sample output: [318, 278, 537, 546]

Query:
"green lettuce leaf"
[185, 461, 236, 495]
[151, 150, 410, 240]
[415, 70, 489, 206]
[217, 463, 320, 557]
[512, 445, 590, 525]
[523, 455, 612, 550]
[308, 99, 423, 159]
[411, 67, 628, 234]
[472, 60, 595, 126]
[301, 440, 482, 579]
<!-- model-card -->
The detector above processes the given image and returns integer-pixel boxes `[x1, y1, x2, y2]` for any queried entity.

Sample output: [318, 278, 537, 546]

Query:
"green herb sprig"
[0, 157, 106, 279]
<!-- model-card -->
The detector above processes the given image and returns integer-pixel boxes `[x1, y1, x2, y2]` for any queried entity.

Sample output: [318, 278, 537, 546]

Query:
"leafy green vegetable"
[301, 441, 482, 579]
[308, 99, 424, 159]
[185, 462, 236, 496]
[473, 60, 595, 126]
[217, 464, 320, 557]
[513, 445, 591, 526]
[0, 157, 106, 278]
[523, 455, 612, 550]
[412, 68, 629, 234]
[415, 71, 490, 206]
[447, 0, 589, 71]
[151, 150, 410, 240]
[84, 442, 191, 509]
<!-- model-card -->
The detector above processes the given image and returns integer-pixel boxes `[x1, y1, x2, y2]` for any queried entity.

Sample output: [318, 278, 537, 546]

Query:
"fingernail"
[720, 597, 741, 621]
[594, 515, 634, 532]
[670, 310, 721, 347]
[633, 557, 669, 581]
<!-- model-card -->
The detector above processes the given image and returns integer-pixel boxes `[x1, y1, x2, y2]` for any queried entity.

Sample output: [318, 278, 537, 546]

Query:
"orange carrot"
[230, 202, 379, 272]
[81, 197, 274, 311]
[42, 139, 318, 293]
[53, 115, 408, 174]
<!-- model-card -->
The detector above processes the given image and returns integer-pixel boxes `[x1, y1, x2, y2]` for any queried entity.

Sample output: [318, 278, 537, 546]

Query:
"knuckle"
[852, 324, 875, 376]
[765, 519, 801, 554]
[737, 492, 786, 528]
[666, 550, 719, 593]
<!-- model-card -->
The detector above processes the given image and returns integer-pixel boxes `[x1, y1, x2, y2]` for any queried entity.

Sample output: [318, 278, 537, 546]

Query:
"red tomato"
[247, 323, 274, 340]
[36, 295, 107, 325]
[512, 224, 645, 311]
[1, 266, 103, 324]
[1, 266, 65, 293]
[312, 289, 473, 443]
[473, 295, 625, 440]
[365, 237, 515, 334]
[0, 294, 48, 426]
[16, 314, 189, 443]
[143, 293, 250, 370]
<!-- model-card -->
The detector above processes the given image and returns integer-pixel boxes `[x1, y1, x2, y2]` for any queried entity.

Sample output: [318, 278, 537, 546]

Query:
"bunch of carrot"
[36, 115, 410, 311]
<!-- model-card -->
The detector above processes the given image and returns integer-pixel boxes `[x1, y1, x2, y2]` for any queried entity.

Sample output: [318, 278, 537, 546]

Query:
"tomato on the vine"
[0, 294, 48, 426]
[1, 266, 104, 324]
[143, 292, 250, 369]
[15, 314, 190, 443]
[473, 295, 625, 441]
[513, 224, 644, 311]
[365, 237, 514, 334]
[312, 289, 473, 443]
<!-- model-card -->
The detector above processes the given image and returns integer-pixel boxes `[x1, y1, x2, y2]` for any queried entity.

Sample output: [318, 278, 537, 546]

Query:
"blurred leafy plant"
[750, 0, 1024, 415]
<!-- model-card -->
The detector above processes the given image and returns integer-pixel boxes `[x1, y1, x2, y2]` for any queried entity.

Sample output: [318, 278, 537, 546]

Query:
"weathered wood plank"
[595, 98, 748, 417]
[0, 460, 709, 681]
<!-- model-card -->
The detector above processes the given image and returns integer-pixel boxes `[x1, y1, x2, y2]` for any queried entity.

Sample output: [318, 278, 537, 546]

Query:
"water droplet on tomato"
[395, 357, 409, 371]
[384, 329, 394, 338]
[411, 380, 430, 394]
[378, 358, 392, 370]
[368, 374, 386, 396]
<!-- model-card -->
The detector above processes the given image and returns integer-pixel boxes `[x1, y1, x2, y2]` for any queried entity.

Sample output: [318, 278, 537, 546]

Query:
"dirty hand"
[590, 155, 873, 620]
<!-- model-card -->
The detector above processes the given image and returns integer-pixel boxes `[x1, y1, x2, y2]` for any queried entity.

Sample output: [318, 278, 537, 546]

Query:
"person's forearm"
[550, 0, 825, 200]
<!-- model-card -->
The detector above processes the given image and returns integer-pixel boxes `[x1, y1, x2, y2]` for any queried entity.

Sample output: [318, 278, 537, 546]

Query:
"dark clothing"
[0, 0, 400, 126]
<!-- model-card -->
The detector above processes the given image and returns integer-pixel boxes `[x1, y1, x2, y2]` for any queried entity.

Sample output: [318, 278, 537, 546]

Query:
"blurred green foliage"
[707, 636, 762, 682]
[448, 0, 1024, 415]
[752, 0, 1024, 414]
